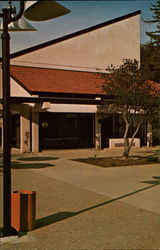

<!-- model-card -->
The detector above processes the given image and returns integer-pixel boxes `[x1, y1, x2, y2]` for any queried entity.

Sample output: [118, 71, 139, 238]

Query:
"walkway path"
[0, 147, 160, 249]
[31, 156, 160, 215]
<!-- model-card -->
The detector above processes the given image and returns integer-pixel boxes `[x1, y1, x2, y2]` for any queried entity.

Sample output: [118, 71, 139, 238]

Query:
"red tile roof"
[10, 65, 160, 98]
[10, 66, 104, 95]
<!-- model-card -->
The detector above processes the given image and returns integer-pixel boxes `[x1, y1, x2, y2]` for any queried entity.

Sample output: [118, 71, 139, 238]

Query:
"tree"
[141, 43, 160, 83]
[144, 0, 160, 46]
[141, 0, 160, 82]
[141, 43, 160, 79]
[98, 59, 159, 159]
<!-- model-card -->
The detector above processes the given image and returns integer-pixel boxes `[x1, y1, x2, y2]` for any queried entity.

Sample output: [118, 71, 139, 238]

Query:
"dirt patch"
[73, 156, 160, 168]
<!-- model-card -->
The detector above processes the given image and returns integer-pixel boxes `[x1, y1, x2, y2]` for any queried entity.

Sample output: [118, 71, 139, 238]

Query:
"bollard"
[11, 190, 36, 232]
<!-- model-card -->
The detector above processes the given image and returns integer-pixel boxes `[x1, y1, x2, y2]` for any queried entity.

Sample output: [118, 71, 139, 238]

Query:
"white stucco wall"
[11, 14, 140, 72]
[10, 78, 32, 97]
[33, 103, 97, 113]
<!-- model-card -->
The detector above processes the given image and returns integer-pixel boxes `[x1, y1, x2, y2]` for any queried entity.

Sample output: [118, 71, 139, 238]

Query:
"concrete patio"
[0, 147, 160, 249]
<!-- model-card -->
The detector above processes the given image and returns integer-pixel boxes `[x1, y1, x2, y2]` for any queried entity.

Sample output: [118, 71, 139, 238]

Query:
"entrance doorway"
[39, 112, 94, 150]
[11, 114, 20, 148]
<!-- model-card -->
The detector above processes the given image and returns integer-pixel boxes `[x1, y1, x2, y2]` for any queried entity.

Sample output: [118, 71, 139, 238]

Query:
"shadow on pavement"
[36, 212, 76, 228]
[35, 176, 160, 230]
[17, 157, 59, 161]
[141, 176, 160, 185]
[11, 162, 54, 169]
[0, 157, 56, 170]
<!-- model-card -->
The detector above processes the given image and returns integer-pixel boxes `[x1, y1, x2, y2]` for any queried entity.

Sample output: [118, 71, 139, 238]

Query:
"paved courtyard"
[0, 147, 160, 249]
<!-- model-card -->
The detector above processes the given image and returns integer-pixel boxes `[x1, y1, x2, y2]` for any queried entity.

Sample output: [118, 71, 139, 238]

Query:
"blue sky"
[0, 0, 156, 54]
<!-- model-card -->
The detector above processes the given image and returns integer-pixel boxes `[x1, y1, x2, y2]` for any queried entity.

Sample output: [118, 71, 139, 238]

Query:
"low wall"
[109, 138, 140, 149]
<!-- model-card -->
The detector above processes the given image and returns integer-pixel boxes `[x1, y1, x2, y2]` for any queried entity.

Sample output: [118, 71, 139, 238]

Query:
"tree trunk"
[123, 122, 141, 159]
[123, 117, 130, 159]
[123, 137, 130, 158]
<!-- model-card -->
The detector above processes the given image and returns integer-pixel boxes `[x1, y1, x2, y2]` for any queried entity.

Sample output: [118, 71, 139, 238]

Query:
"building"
[0, 10, 141, 152]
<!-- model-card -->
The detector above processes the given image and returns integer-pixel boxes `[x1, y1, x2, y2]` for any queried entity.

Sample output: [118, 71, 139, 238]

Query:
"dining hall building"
[0, 10, 144, 153]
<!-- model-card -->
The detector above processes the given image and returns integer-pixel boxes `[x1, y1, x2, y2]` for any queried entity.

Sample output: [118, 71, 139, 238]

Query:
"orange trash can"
[11, 190, 36, 232]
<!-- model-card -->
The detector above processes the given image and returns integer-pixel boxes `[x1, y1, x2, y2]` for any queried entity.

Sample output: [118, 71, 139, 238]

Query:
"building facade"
[0, 11, 142, 152]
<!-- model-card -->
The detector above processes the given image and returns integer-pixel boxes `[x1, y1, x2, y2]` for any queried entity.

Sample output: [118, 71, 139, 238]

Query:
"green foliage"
[98, 59, 159, 157]
[141, 43, 160, 82]
[144, 0, 160, 46]
[99, 59, 158, 120]
[142, 0, 160, 82]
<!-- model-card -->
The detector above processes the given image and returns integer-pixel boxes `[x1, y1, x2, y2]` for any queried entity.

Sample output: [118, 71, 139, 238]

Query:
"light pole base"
[0, 226, 18, 237]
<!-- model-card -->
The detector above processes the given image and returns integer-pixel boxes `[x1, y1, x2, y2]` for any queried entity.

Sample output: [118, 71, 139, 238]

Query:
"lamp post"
[0, 2, 26, 237]
[0, 0, 70, 237]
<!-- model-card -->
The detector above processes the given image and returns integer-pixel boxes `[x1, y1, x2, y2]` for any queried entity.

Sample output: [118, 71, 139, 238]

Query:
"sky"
[0, 0, 157, 55]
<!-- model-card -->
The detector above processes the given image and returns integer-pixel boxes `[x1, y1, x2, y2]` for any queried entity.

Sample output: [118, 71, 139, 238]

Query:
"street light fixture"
[0, 0, 70, 237]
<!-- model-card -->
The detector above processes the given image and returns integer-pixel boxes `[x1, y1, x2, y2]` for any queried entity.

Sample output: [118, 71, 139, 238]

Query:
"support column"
[32, 112, 39, 153]
[95, 112, 101, 149]
[20, 106, 31, 153]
